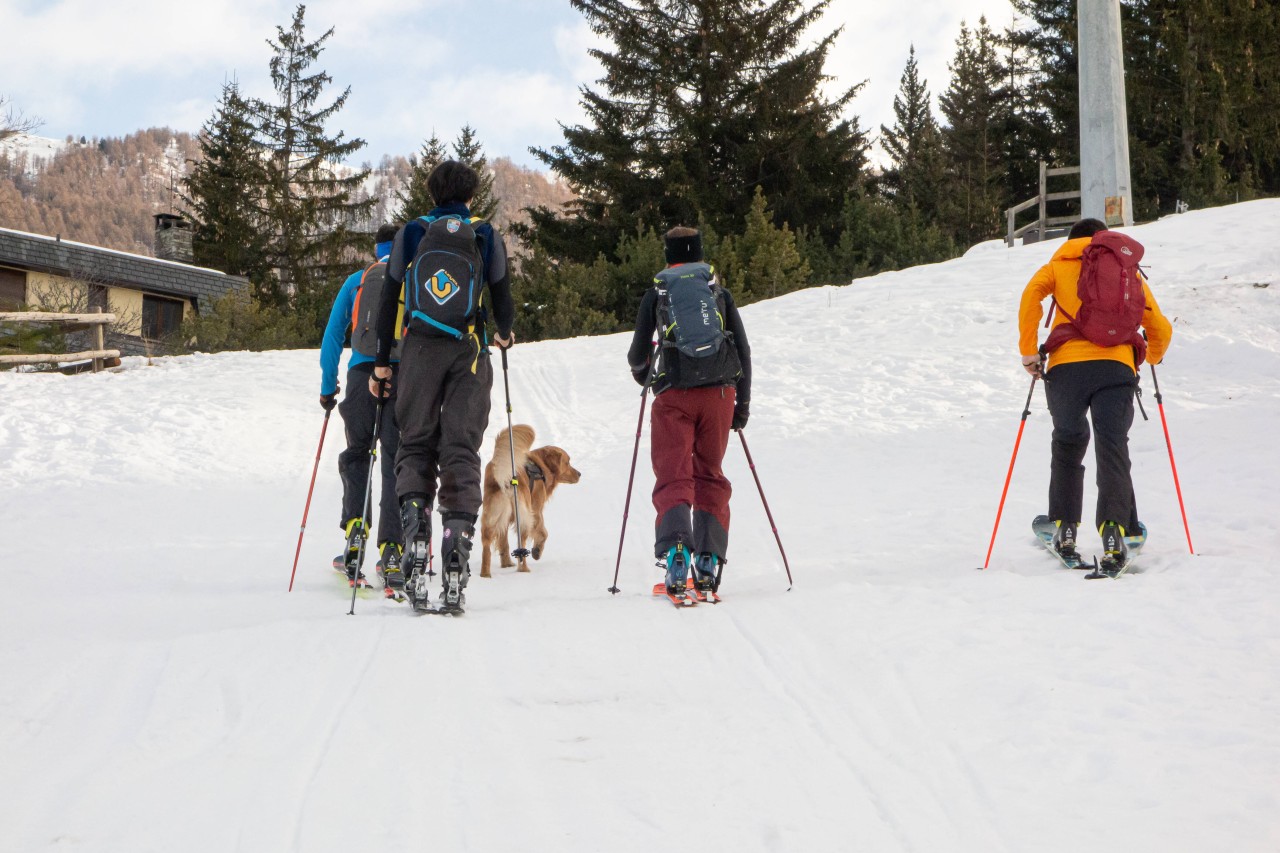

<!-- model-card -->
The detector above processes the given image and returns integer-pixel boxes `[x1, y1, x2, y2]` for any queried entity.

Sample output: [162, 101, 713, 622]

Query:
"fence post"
[92, 306, 104, 373]
[1037, 160, 1048, 241]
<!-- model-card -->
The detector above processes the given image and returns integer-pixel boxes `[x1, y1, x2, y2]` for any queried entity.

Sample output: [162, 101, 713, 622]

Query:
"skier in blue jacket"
[319, 223, 416, 587]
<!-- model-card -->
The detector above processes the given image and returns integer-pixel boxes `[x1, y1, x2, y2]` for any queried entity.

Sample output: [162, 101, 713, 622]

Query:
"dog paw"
[517, 564, 530, 573]
[480, 568, 491, 578]
[531, 546, 542, 560]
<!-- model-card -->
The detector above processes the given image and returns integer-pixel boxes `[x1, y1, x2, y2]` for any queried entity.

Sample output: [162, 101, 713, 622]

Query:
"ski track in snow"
[2, 200, 1279, 852]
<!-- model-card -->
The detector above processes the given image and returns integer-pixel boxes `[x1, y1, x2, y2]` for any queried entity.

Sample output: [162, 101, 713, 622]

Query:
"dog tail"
[492, 424, 535, 494]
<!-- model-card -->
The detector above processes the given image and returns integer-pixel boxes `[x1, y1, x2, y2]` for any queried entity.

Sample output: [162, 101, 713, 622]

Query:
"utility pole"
[1078, 0, 1133, 226]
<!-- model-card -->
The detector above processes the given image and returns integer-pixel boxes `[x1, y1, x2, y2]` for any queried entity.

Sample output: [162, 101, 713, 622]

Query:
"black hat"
[664, 230, 703, 265]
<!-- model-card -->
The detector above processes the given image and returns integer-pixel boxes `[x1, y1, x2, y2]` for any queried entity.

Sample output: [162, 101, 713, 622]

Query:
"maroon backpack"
[1044, 230, 1148, 365]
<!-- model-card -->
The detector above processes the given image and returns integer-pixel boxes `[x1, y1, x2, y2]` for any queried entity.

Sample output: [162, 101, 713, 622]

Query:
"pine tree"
[252, 3, 373, 322]
[879, 45, 946, 218]
[996, 0, 1080, 239]
[393, 126, 498, 224]
[526, 0, 868, 267]
[938, 20, 1007, 245]
[718, 187, 811, 303]
[450, 125, 498, 222]
[181, 80, 271, 288]
[394, 133, 447, 224]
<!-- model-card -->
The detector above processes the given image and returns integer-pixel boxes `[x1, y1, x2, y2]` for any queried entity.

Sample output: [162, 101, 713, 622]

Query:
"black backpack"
[349, 261, 402, 360]
[653, 263, 742, 389]
[405, 215, 486, 340]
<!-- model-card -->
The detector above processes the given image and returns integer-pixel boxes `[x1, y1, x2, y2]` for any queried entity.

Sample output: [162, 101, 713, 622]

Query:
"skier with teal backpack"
[627, 226, 752, 604]
[370, 161, 515, 614]
[318, 223, 408, 589]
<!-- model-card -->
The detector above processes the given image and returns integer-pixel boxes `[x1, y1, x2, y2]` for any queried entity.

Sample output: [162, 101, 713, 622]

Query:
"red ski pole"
[982, 368, 1041, 569]
[288, 410, 331, 591]
[737, 430, 794, 590]
[1149, 364, 1195, 554]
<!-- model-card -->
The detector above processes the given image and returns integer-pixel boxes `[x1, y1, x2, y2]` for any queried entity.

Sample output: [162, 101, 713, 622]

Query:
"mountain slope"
[1, 201, 1277, 852]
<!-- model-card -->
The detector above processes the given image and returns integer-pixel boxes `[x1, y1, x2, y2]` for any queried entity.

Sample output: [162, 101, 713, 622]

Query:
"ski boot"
[1052, 520, 1081, 563]
[376, 541, 405, 597]
[1097, 521, 1130, 577]
[664, 543, 691, 597]
[342, 517, 372, 587]
[400, 498, 434, 611]
[693, 551, 720, 592]
[438, 515, 474, 615]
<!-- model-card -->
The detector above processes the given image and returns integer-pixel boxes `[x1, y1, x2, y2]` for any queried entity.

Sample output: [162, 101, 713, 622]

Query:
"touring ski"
[652, 581, 696, 607]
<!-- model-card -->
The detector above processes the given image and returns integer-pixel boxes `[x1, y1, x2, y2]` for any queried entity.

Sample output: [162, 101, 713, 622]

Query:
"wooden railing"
[0, 307, 120, 372]
[1005, 161, 1082, 247]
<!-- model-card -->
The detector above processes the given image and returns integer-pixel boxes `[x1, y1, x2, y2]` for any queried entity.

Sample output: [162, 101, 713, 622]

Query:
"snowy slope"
[2, 201, 1278, 853]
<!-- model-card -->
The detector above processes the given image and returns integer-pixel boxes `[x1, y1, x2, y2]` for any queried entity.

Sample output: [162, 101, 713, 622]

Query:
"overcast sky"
[0, 0, 1016, 169]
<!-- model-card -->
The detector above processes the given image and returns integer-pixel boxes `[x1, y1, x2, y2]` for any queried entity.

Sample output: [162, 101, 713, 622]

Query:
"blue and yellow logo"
[429, 269, 459, 305]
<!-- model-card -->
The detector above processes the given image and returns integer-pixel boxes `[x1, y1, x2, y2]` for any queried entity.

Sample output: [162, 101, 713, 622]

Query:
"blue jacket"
[319, 249, 393, 395]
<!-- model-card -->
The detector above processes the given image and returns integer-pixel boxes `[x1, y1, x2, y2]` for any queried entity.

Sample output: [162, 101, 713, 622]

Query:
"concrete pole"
[1078, 0, 1133, 226]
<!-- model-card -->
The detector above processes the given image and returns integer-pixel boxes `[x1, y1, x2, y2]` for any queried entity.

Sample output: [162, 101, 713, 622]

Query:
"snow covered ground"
[2, 200, 1277, 852]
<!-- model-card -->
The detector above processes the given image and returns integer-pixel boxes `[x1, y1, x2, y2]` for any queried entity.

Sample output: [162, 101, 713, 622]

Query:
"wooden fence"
[1005, 161, 1082, 247]
[0, 307, 120, 372]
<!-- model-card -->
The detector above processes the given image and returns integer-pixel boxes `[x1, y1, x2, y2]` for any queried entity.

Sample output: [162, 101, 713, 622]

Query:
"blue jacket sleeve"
[320, 271, 362, 395]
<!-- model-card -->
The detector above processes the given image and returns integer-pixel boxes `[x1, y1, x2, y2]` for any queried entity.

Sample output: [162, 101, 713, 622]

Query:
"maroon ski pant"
[650, 385, 736, 560]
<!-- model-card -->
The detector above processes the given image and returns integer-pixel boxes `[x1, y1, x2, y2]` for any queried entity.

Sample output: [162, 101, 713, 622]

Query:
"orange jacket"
[1018, 236, 1172, 372]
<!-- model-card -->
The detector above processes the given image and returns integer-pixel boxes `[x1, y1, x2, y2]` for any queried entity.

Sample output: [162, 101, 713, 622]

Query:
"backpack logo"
[428, 269, 459, 304]
[446, 219, 461, 233]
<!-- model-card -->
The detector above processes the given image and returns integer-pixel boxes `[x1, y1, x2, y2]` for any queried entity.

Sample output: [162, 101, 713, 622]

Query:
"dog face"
[528, 446, 581, 488]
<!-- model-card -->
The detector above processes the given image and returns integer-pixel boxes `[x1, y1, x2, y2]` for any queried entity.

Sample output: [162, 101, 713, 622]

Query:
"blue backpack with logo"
[405, 215, 486, 340]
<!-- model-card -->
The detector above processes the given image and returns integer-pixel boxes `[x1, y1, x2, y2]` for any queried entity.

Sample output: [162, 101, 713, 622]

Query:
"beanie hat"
[664, 231, 703, 265]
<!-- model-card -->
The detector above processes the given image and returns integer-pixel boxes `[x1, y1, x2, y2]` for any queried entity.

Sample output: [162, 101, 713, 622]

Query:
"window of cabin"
[0, 267, 26, 311]
[141, 294, 185, 340]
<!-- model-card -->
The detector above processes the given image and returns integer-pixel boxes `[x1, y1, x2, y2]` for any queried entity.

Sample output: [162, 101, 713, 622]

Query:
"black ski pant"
[393, 334, 492, 521]
[1044, 359, 1140, 532]
[338, 362, 402, 545]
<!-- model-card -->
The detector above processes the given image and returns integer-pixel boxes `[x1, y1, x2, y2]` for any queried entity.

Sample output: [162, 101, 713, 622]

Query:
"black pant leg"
[1045, 364, 1092, 525]
[337, 364, 377, 529]
[394, 336, 448, 504]
[1089, 366, 1137, 530]
[436, 343, 493, 518]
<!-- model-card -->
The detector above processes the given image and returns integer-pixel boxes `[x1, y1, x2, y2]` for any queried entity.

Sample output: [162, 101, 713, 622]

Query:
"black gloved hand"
[631, 366, 649, 387]
[320, 388, 339, 411]
[731, 401, 749, 431]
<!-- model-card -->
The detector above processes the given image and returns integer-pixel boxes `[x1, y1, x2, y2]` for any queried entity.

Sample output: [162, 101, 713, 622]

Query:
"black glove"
[631, 366, 649, 387]
[731, 401, 749, 431]
[320, 388, 339, 411]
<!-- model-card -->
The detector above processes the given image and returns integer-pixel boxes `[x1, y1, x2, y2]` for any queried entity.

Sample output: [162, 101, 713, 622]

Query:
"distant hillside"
[358, 153, 575, 240]
[0, 132, 574, 258]
[0, 130, 199, 256]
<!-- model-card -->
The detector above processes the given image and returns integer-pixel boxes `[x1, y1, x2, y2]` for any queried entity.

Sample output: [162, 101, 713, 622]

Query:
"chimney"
[154, 213, 194, 263]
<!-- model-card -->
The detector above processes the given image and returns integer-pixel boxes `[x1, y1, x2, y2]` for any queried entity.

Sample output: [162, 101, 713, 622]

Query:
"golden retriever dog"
[480, 424, 582, 577]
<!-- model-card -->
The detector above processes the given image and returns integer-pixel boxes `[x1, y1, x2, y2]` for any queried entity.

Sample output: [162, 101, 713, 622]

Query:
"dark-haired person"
[1018, 217, 1172, 570]
[627, 226, 752, 600]
[319, 224, 406, 587]
[369, 160, 515, 611]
